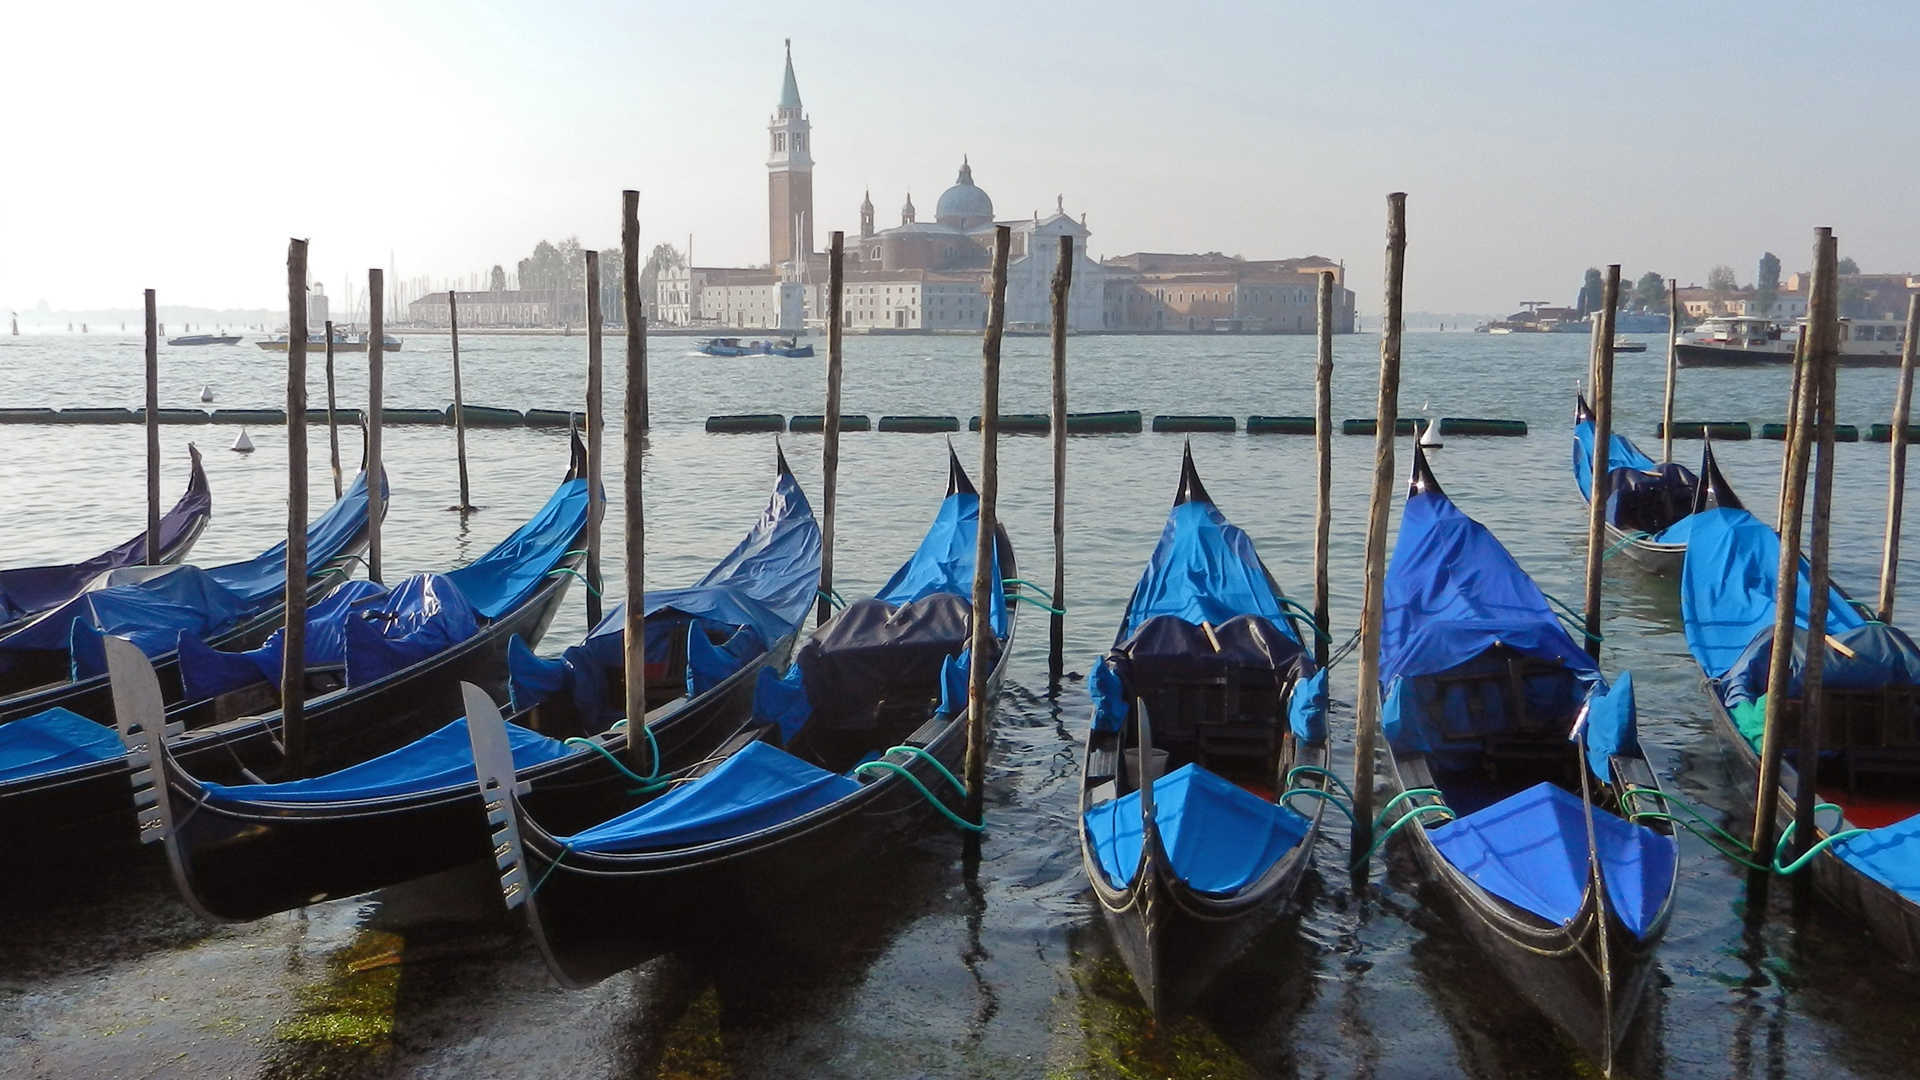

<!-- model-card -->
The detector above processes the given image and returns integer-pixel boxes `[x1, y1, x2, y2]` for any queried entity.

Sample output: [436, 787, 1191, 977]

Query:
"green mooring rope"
[852, 750, 984, 833]
[546, 567, 602, 597]
[1601, 530, 1653, 561]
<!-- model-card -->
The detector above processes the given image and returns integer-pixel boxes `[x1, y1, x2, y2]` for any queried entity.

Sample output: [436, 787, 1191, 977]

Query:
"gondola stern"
[565, 427, 588, 481]
[1575, 393, 1594, 425]
[774, 437, 793, 478]
[1695, 437, 1745, 513]
[1173, 440, 1214, 507]
[946, 441, 977, 497]
[1409, 439, 1444, 498]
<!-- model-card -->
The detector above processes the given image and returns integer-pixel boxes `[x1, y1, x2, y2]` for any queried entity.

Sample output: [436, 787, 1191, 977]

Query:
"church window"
[775, 133, 786, 152]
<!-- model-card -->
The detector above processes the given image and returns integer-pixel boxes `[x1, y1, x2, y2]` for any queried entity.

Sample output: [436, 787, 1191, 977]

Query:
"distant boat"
[257, 330, 402, 352]
[1612, 340, 1648, 353]
[167, 334, 242, 347]
[763, 338, 814, 358]
[695, 337, 754, 357]
[1678, 314, 1908, 367]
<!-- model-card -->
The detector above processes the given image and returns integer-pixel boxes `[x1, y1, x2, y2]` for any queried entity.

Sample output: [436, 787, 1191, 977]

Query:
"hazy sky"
[4, 0, 1915, 315]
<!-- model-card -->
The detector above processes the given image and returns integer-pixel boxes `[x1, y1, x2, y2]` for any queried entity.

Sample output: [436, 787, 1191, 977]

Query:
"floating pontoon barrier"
[705, 413, 786, 434]
[969, 413, 1048, 434]
[135, 408, 213, 425]
[56, 407, 138, 424]
[1341, 418, 1419, 436]
[1064, 410, 1142, 434]
[385, 408, 451, 426]
[0, 407, 57, 425]
[789, 414, 872, 433]
[1437, 417, 1528, 437]
[1246, 415, 1317, 434]
[877, 415, 960, 433]
[1152, 414, 1237, 433]
[523, 409, 578, 428]
[312, 407, 365, 426]
[1657, 420, 1750, 440]
[1760, 422, 1859, 442]
[453, 404, 525, 427]
[211, 408, 286, 425]
[1868, 423, 1920, 443]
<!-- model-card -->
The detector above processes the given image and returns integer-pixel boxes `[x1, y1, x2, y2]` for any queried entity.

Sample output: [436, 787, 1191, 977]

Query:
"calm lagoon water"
[0, 328, 1916, 1078]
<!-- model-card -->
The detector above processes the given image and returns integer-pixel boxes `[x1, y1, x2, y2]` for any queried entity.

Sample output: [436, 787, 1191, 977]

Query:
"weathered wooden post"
[325, 319, 342, 499]
[1353, 193, 1407, 861]
[1753, 228, 1830, 862]
[585, 251, 606, 629]
[450, 290, 472, 511]
[1313, 270, 1335, 668]
[965, 225, 1011, 825]
[1878, 294, 1920, 623]
[144, 289, 160, 563]
[1581, 265, 1621, 662]
[1778, 326, 1808, 530]
[1792, 230, 1843, 859]
[283, 240, 311, 771]
[1661, 279, 1679, 463]
[818, 232, 845, 627]
[367, 268, 385, 585]
[1048, 233, 1073, 687]
[623, 190, 648, 434]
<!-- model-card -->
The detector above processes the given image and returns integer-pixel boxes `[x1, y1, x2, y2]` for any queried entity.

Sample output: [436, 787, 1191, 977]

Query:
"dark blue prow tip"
[1575, 393, 1594, 424]
[1174, 440, 1213, 506]
[946, 442, 976, 497]
[774, 437, 792, 478]
[1409, 439, 1444, 498]
[1696, 436, 1744, 513]
[565, 427, 588, 480]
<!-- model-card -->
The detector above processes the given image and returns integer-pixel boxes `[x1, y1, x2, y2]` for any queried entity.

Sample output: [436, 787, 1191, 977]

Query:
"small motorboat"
[167, 334, 242, 347]
[695, 338, 754, 357]
[763, 338, 814, 358]
[257, 330, 402, 353]
[1612, 340, 1648, 353]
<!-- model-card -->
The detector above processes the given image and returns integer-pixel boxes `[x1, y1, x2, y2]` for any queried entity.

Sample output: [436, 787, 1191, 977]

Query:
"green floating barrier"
[877, 415, 960, 433]
[523, 408, 577, 428]
[1152, 414, 1237, 433]
[1437, 417, 1528, 437]
[789, 414, 872, 433]
[211, 408, 286, 425]
[1247, 415, 1317, 434]
[0, 407, 60, 424]
[385, 408, 450, 425]
[135, 408, 212, 425]
[1761, 422, 1859, 442]
[1064, 410, 1142, 434]
[309, 407, 365, 426]
[1341, 418, 1419, 436]
[1868, 423, 1920, 443]
[1658, 421, 1750, 440]
[57, 407, 137, 424]
[706, 413, 786, 433]
[969, 413, 1048, 434]
[453, 404, 525, 427]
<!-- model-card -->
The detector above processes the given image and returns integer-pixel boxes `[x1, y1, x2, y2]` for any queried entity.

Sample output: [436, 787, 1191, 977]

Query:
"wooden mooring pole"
[1661, 278, 1679, 463]
[367, 268, 385, 585]
[621, 190, 650, 772]
[450, 290, 472, 511]
[1778, 326, 1808, 531]
[282, 240, 311, 772]
[1878, 294, 1920, 623]
[1048, 233, 1073, 688]
[1353, 192, 1407, 863]
[964, 225, 1011, 825]
[1581, 265, 1621, 662]
[818, 232, 845, 627]
[144, 289, 160, 564]
[623, 190, 648, 434]
[1792, 229, 1842, 860]
[324, 320, 342, 499]
[1313, 270, 1335, 668]
[584, 252, 606, 630]
[1753, 227, 1831, 864]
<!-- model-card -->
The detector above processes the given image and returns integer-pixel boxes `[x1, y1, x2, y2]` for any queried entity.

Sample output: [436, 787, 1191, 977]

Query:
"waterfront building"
[1100, 253, 1355, 333]
[655, 266, 803, 330]
[407, 288, 583, 328]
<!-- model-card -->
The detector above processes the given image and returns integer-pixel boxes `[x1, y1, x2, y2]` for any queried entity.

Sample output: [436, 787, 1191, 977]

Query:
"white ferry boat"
[1675, 314, 1910, 367]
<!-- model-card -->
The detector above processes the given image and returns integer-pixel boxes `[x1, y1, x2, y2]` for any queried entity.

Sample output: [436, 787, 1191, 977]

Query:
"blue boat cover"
[1290, 668, 1329, 743]
[1429, 780, 1675, 940]
[1679, 507, 1865, 681]
[1571, 419, 1658, 502]
[198, 717, 575, 805]
[0, 470, 377, 673]
[1084, 763, 1310, 895]
[1836, 811, 1920, 904]
[876, 489, 1007, 638]
[175, 580, 388, 701]
[560, 739, 860, 853]
[442, 478, 589, 620]
[0, 454, 212, 625]
[0, 707, 123, 783]
[751, 663, 813, 742]
[507, 469, 820, 720]
[1582, 671, 1639, 782]
[1113, 500, 1294, 644]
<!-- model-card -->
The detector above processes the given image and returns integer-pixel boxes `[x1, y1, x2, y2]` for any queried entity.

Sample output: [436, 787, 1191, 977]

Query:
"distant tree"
[1838, 256, 1861, 275]
[489, 265, 506, 293]
[1579, 267, 1604, 316]
[516, 258, 533, 292]
[1756, 252, 1780, 296]
[1706, 264, 1739, 292]
[1632, 271, 1666, 311]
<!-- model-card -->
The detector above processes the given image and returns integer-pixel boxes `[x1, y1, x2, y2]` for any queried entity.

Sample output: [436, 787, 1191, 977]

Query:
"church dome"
[935, 157, 994, 228]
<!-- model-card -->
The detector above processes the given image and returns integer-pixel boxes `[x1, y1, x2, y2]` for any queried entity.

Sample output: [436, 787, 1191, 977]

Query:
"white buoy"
[231, 427, 254, 454]
[200, 384, 214, 403]
[1419, 401, 1444, 450]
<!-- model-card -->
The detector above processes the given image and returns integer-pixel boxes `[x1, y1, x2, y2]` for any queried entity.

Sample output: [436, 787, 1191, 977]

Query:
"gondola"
[1572, 395, 1743, 576]
[462, 448, 1016, 987]
[5, 434, 588, 865]
[0, 445, 213, 638]
[1678, 503, 1920, 960]
[1079, 445, 1331, 1016]
[107, 444, 819, 920]
[0, 444, 382, 725]
[1378, 444, 1678, 1073]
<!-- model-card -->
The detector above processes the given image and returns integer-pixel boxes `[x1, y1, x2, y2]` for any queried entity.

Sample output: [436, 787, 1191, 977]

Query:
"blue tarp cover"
[1582, 672, 1640, 782]
[1114, 500, 1296, 644]
[1290, 668, 1329, 743]
[1084, 763, 1310, 895]
[1571, 419, 1658, 502]
[876, 490, 1007, 638]
[1429, 780, 1675, 940]
[1384, 491, 1595, 686]
[1837, 812, 1920, 904]
[560, 739, 859, 853]
[1679, 507, 1864, 681]
[176, 580, 387, 701]
[0, 707, 122, 783]
[442, 478, 589, 620]
[199, 717, 574, 805]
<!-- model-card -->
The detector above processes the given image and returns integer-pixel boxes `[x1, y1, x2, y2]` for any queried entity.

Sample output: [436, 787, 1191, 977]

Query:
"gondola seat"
[794, 593, 986, 733]
[1108, 613, 1306, 769]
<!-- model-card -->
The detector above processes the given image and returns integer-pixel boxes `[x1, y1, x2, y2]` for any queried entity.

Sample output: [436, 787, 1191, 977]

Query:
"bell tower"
[767, 38, 814, 269]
